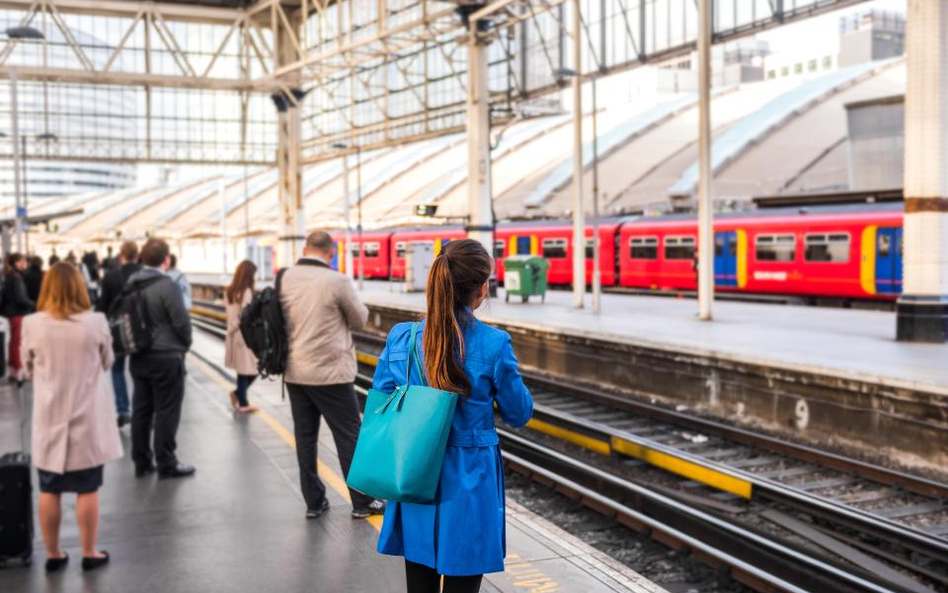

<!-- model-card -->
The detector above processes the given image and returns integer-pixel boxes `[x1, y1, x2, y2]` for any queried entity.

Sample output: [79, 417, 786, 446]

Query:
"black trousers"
[130, 353, 186, 471]
[405, 561, 483, 593]
[286, 382, 373, 510]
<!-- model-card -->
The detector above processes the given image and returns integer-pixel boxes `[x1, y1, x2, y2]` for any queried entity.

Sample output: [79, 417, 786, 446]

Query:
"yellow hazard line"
[357, 346, 751, 499]
[188, 355, 383, 531]
[190, 306, 228, 323]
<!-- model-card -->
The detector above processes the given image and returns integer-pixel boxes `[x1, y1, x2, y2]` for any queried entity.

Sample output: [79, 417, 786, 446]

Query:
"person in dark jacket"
[127, 238, 194, 479]
[23, 256, 44, 303]
[3, 253, 35, 384]
[97, 241, 142, 428]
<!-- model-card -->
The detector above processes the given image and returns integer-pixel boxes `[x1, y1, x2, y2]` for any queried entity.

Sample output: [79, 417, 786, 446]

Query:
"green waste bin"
[503, 255, 550, 303]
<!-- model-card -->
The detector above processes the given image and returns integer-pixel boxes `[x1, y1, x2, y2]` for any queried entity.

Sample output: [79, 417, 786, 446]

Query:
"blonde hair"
[37, 262, 91, 320]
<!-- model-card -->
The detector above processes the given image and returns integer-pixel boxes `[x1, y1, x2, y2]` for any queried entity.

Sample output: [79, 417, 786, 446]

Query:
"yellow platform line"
[188, 355, 383, 531]
[526, 418, 611, 456]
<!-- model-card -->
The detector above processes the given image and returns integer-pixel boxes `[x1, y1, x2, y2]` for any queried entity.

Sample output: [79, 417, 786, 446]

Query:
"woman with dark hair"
[2, 252, 35, 383]
[23, 263, 121, 572]
[372, 239, 534, 592]
[224, 260, 259, 413]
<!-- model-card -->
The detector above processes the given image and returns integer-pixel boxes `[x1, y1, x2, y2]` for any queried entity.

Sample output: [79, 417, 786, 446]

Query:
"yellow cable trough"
[357, 345, 752, 499]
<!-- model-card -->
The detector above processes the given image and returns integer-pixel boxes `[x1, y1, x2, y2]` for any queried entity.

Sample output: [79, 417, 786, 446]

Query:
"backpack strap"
[406, 322, 427, 387]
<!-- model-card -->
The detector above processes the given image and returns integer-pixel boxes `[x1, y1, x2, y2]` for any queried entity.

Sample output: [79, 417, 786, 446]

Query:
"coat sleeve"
[162, 280, 193, 349]
[98, 314, 115, 371]
[96, 274, 112, 313]
[20, 316, 34, 373]
[492, 333, 533, 428]
[178, 274, 193, 309]
[337, 276, 368, 332]
[13, 276, 34, 310]
[372, 341, 398, 393]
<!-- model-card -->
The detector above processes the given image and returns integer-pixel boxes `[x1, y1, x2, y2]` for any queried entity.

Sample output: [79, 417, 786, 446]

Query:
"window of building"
[664, 236, 696, 260]
[494, 241, 505, 259]
[822, 55, 832, 69]
[794, 62, 803, 74]
[541, 238, 568, 259]
[755, 234, 796, 262]
[629, 236, 658, 260]
[781, 66, 789, 76]
[363, 242, 380, 258]
[805, 233, 850, 263]
[395, 242, 406, 259]
[808, 59, 818, 72]
[767, 69, 776, 79]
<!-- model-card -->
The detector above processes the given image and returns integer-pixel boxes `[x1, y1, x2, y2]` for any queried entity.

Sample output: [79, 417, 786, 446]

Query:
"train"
[326, 203, 904, 301]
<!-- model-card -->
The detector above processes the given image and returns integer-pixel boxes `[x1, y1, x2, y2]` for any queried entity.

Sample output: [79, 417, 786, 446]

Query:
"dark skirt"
[38, 465, 104, 494]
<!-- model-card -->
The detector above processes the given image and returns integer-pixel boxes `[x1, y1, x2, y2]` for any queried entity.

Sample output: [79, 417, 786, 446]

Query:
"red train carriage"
[389, 226, 466, 279]
[496, 220, 622, 286]
[617, 204, 904, 300]
[330, 230, 393, 279]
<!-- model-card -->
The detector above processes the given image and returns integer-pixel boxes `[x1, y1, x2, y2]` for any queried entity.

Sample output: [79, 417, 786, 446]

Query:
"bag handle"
[406, 322, 427, 387]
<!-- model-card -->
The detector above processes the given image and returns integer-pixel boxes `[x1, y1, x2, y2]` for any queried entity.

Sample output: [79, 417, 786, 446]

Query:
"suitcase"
[0, 377, 33, 567]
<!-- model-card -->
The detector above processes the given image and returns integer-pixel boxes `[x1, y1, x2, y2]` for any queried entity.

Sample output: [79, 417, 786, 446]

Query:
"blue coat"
[374, 317, 533, 576]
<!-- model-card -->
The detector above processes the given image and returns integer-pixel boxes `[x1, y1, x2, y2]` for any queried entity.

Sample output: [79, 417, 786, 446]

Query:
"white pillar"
[277, 106, 304, 268]
[342, 153, 353, 280]
[10, 69, 23, 253]
[571, 0, 585, 309]
[696, 0, 714, 321]
[897, 0, 948, 342]
[466, 32, 494, 260]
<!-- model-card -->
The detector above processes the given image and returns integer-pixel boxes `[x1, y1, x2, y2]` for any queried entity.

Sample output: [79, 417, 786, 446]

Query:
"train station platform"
[0, 333, 667, 593]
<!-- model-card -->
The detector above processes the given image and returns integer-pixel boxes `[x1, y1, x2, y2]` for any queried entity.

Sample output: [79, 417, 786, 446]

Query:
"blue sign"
[15, 206, 26, 218]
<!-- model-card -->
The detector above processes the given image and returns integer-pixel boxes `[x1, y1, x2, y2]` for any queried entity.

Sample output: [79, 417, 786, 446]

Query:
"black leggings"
[405, 560, 483, 593]
[235, 374, 256, 407]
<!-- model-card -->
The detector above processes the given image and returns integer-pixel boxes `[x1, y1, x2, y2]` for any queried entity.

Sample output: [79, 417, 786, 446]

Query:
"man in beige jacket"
[281, 230, 384, 519]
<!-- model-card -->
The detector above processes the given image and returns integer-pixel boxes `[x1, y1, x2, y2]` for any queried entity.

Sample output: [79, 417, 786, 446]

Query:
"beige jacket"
[23, 311, 123, 473]
[280, 259, 368, 386]
[225, 288, 258, 376]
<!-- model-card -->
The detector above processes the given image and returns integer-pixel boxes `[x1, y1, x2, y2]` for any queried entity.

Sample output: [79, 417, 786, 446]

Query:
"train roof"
[620, 201, 903, 225]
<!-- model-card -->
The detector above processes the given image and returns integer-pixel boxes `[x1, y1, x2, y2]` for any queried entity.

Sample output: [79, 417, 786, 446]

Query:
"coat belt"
[447, 428, 499, 448]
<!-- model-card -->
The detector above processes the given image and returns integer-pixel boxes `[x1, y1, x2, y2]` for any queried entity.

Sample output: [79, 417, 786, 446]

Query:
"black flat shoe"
[45, 552, 68, 573]
[306, 498, 330, 519]
[81, 551, 109, 572]
[158, 463, 196, 479]
[135, 464, 156, 478]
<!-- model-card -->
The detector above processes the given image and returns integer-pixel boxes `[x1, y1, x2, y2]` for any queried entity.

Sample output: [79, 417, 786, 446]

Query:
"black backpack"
[107, 276, 164, 357]
[239, 259, 326, 379]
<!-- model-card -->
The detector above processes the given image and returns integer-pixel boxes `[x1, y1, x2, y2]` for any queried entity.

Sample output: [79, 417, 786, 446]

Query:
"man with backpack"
[126, 238, 195, 479]
[279, 231, 384, 519]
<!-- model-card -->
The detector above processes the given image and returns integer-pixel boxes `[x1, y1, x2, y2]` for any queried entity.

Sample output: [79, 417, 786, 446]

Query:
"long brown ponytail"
[423, 239, 492, 396]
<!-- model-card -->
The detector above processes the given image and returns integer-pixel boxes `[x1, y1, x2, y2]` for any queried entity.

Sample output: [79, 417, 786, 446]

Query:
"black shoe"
[117, 414, 131, 428]
[306, 498, 330, 519]
[44, 551, 68, 573]
[81, 551, 109, 572]
[134, 464, 156, 478]
[351, 499, 386, 519]
[158, 463, 196, 479]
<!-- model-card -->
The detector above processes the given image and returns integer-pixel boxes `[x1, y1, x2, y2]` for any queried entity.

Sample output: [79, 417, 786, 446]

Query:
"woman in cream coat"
[224, 260, 259, 413]
[23, 262, 122, 572]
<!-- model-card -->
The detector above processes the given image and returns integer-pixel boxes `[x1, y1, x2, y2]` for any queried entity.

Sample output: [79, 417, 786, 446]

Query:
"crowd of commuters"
[6, 230, 535, 591]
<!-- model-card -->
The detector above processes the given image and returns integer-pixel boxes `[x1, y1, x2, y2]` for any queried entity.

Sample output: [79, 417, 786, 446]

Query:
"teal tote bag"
[347, 322, 459, 503]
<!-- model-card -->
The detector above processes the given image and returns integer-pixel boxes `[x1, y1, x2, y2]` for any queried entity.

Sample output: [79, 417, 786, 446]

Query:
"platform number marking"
[794, 399, 810, 430]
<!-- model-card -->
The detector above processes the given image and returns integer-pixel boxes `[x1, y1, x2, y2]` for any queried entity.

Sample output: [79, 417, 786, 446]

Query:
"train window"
[629, 237, 658, 259]
[395, 242, 406, 259]
[805, 233, 849, 263]
[755, 234, 795, 262]
[349, 243, 360, 257]
[542, 238, 568, 259]
[364, 242, 380, 258]
[878, 234, 891, 257]
[584, 238, 598, 259]
[664, 236, 695, 260]
[494, 241, 505, 259]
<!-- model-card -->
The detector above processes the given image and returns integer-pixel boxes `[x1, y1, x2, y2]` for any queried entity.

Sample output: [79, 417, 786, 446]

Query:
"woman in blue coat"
[373, 239, 533, 592]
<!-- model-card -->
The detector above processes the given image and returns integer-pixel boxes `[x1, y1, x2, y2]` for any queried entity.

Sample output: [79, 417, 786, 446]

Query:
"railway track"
[190, 303, 947, 593]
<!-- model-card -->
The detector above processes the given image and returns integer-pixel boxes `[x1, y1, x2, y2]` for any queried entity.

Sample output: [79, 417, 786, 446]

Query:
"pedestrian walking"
[22, 262, 122, 573]
[224, 260, 259, 413]
[280, 231, 384, 519]
[166, 254, 192, 309]
[373, 239, 534, 592]
[2, 253, 35, 384]
[23, 256, 44, 303]
[127, 238, 195, 479]
[96, 240, 142, 428]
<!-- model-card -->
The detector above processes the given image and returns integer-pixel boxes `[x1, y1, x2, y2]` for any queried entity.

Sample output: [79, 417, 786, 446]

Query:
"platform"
[0, 333, 666, 593]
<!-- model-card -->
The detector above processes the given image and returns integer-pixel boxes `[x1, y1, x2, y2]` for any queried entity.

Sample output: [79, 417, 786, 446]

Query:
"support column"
[571, 0, 585, 309]
[466, 31, 494, 261]
[696, 0, 714, 320]
[274, 14, 305, 270]
[897, 0, 948, 342]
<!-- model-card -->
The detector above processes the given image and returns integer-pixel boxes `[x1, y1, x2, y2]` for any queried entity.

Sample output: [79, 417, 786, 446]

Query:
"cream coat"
[23, 311, 123, 474]
[280, 259, 368, 386]
[225, 288, 258, 376]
